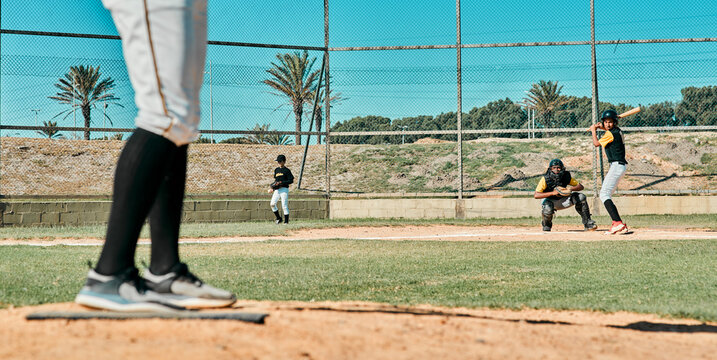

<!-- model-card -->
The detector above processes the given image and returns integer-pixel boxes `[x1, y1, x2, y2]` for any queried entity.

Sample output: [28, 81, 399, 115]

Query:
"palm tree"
[264, 133, 294, 145]
[242, 123, 272, 144]
[263, 51, 321, 145]
[37, 120, 62, 139]
[307, 88, 344, 144]
[522, 80, 567, 129]
[49, 65, 122, 140]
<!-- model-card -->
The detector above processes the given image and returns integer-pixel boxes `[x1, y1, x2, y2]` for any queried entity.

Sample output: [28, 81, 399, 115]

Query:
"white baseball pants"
[270, 188, 290, 215]
[102, 0, 207, 146]
[600, 162, 627, 202]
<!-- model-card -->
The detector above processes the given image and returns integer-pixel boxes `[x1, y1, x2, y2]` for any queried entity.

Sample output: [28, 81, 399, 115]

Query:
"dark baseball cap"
[275, 154, 286, 162]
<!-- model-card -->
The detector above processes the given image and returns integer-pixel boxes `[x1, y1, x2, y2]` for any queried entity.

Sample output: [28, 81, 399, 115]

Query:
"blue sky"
[1, 0, 715, 139]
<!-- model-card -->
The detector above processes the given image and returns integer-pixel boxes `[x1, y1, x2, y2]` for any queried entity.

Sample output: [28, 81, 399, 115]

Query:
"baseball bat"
[617, 107, 641, 118]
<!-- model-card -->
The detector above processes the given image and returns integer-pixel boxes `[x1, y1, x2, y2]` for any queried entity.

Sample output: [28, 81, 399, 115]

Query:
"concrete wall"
[1, 196, 714, 226]
[329, 196, 717, 219]
[0, 199, 328, 227]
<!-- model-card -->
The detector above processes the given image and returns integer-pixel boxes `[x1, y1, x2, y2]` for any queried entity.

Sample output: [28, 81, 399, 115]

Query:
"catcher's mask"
[547, 158, 565, 180]
[548, 159, 564, 172]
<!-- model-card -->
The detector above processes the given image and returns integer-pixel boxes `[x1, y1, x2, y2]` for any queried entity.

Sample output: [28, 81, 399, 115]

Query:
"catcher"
[269, 154, 294, 224]
[534, 159, 597, 232]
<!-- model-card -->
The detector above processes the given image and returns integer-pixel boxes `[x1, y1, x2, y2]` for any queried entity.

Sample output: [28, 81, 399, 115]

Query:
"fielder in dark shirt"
[269, 154, 293, 224]
[273, 166, 294, 188]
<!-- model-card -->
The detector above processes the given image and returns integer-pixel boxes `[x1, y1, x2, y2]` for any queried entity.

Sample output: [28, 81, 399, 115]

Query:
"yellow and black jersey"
[535, 176, 579, 193]
[599, 127, 627, 164]
[273, 167, 294, 188]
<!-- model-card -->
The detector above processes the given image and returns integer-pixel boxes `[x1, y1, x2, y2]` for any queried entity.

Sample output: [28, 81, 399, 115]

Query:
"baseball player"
[269, 154, 294, 224]
[589, 109, 629, 235]
[75, 0, 235, 312]
[534, 159, 598, 232]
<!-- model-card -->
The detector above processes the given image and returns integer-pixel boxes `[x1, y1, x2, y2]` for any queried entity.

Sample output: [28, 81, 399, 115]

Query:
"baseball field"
[1, 215, 715, 359]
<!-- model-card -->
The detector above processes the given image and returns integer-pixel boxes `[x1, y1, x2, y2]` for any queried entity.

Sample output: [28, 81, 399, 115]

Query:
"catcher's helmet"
[549, 158, 564, 170]
[601, 109, 618, 120]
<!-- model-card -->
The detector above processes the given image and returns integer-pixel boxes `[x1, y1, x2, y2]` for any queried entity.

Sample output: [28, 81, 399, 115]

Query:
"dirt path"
[1, 301, 715, 360]
[1, 225, 715, 246]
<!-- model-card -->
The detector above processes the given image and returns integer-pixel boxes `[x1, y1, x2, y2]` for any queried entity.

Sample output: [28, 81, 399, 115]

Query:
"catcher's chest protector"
[544, 171, 572, 192]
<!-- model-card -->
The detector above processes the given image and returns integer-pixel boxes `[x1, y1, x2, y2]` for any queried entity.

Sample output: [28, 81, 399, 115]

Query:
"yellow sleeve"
[568, 178, 579, 186]
[598, 131, 614, 148]
[535, 177, 547, 192]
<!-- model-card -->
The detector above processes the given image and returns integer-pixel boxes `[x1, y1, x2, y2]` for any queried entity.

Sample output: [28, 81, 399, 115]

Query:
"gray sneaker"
[143, 263, 236, 309]
[75, 268, 184, 313]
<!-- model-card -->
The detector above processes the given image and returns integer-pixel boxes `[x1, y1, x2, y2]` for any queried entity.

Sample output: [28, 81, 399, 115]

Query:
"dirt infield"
[2, 301, 716, 360]
[1, 224, 715, 246]
[2, 225, 716, 359]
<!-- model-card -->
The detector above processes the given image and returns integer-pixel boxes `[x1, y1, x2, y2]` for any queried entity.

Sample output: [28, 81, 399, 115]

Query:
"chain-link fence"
[1, 1, 715, 197]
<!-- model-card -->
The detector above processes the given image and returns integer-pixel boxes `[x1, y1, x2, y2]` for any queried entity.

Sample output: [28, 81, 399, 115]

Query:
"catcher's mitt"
[555, 186, 572, 196]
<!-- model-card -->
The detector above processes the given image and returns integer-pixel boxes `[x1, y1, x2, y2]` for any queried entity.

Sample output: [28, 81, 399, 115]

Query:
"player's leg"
[279, 188, 289, 224]
[147, 144, 187, 275]
[79, 0, 213, 311]
[541, 199, 556, 231]
[600, 162, 628, 234]
[104, 0, 207, 145]
[77, 129, 184, 312]
[571, 192, 597, 230]
[270, 190, 282, 224]
[95, 129, 177, 276]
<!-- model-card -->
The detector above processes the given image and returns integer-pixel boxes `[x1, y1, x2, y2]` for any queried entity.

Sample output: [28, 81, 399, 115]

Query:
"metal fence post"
[590, 0, 601, 215]
[324, 0, 331, 200]
[456, 0, 463, 201]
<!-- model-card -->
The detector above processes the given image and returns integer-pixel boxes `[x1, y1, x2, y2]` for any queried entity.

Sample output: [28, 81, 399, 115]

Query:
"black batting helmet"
[601, 109, 618, 120]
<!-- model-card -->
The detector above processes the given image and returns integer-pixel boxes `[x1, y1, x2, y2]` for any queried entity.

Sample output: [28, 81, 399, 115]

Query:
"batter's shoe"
[584, 219, 598, 231]
[143, 262, 236, 309]
[607, 221, 628, 235]
[75, 268, 184, 313]
[542, 225, 551, 232]
[274, 219, 282, 225]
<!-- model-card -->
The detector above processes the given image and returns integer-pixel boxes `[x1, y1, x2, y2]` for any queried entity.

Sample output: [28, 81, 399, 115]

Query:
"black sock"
[95, 129, 180, 276]
[284, 214, 289, 224]
[603, 199, 622, 222]
[273, 210, 282, 221]
[148, 145, 188, 275]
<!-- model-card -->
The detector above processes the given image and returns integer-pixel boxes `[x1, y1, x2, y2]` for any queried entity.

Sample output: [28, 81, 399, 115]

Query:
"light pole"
[72, 77, 77, 139]
[30, 109, 40, 127]
[103, 101, 108, 140]
[400, 125, 408, 144]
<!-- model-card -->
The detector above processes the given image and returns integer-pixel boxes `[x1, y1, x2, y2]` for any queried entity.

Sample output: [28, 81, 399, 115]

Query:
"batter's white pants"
[270, 187, 289, 215]
[102, 0, 207, 146]
[600, 162, 627, 202]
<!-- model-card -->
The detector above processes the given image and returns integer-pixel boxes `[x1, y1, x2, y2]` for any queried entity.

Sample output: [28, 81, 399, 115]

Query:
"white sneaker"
[75, 268, 184, 313]
[143, 263, 236, 309]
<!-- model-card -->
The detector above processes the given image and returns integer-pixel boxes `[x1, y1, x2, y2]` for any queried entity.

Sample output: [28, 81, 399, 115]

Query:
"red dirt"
[1, 301, 715, 360]
[1, 224, 715, 246]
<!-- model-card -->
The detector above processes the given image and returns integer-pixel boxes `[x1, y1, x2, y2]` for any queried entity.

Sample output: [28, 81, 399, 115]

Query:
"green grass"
[1, 239, 715, 321]
[0, 214, 714, 240]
